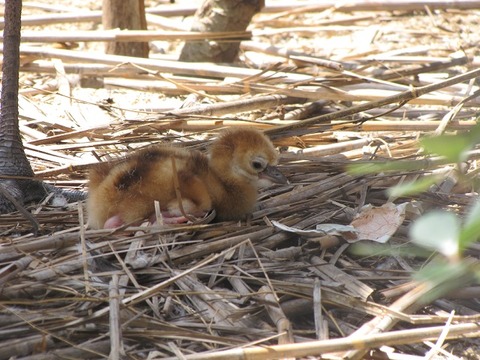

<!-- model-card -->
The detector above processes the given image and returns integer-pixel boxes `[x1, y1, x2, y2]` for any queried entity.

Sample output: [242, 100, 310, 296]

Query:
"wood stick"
[175, 322, 480, 360]
[241, 41, 345, 71]
[265, 67, 480, 137]
[354, 119, 476, 132]
[15, 29, 252, 43]
[14, 1, 480, 30]
[14, 45, 312, 82]
[19, 61, 477, 107]
[0, 2, 325, 28]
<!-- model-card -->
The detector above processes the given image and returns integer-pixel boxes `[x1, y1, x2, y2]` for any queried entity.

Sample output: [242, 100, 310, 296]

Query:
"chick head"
[209, 128, 287, 187]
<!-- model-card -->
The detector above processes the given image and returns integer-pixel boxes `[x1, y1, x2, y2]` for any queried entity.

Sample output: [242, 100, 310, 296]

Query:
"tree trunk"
[102, 0, 149, 58]
[179, 0, 264, 62]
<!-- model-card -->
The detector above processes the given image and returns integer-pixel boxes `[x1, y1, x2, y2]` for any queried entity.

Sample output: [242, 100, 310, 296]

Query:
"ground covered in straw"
[1, 0, 480, 359]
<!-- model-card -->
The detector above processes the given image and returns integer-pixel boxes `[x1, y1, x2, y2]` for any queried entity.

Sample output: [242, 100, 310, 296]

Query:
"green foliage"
[348, 123, 480, 176]
[347, 159, 427, 175]
[387, 175, 442, 198]
[420, 134, 471, 163]
[459, 199, 480, 250]
[347, 124, 480, 303]
[412, 257, 476, 305]
[409, 210, 460, 260]
[420, 122, 480, 162]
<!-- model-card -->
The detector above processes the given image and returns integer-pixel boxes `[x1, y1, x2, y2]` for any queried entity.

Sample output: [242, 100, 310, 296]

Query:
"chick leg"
[102, 201, 205, 229]
[104, 214, 125, 229]
[155, 212, 190, 224]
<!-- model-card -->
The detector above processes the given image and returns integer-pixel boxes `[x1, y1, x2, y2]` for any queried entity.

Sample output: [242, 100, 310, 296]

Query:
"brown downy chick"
[87, 147, 212, 229]
[205, 128, 287, 221]
[87, 128, 287, 229]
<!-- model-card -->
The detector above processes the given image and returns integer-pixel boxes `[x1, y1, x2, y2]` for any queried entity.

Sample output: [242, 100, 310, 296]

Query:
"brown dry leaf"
[349, 202, 409, 243]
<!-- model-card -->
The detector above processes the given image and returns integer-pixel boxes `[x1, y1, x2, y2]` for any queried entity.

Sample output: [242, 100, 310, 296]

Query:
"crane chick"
[87, 128, 287, 229]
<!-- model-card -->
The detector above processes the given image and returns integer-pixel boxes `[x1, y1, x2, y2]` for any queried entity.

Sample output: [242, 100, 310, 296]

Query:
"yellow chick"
[87, 128, 287, 229]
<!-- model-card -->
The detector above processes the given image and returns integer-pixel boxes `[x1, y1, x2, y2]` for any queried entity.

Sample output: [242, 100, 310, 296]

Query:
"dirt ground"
[1, 0, 480, 359]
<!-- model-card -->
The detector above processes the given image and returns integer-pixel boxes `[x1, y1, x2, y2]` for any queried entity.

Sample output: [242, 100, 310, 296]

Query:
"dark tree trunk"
[179, 0, 264, 62]
[102, 0, 149, 58]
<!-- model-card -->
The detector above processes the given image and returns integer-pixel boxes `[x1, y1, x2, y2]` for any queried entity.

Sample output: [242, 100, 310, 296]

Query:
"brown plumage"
[87, 128, 287, 229]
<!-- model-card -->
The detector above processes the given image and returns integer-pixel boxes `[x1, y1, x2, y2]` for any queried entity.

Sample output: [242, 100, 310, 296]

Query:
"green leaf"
[459, 199, 480, 249]
[409, 210, 460, 259]
[466, 122, 480, 143]
[421, 135, 471, 163]
[347, 159, 430, 175]
[413, 259, 473, 304]
[387, 175, 441, 198]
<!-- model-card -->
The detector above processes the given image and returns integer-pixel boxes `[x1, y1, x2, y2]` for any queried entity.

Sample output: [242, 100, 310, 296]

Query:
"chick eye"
[252, 160, 265, 171]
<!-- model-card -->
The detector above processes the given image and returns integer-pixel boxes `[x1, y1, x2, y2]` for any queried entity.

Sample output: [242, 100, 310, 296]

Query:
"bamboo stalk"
[265, 67, 480, 137]
[15, 0, 480, 26]
[1, 2, 323, 29]
[16, 29, 252, 43]
[241, 41, 345, 71]
[341, 282, 442, 359]
[20, 65, 478, 108]
[174, 322, 480, 360]
[29, 118, 474, 155]
[14, 45, 312, 82]
[9, 1, 480, 30]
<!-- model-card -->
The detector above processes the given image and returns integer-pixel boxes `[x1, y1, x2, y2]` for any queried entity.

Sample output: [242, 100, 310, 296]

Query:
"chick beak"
[259, 165, 289, 185]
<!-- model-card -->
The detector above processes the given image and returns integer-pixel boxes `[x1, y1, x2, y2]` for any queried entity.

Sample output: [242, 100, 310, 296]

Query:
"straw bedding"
[1, 1, 480, 358]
